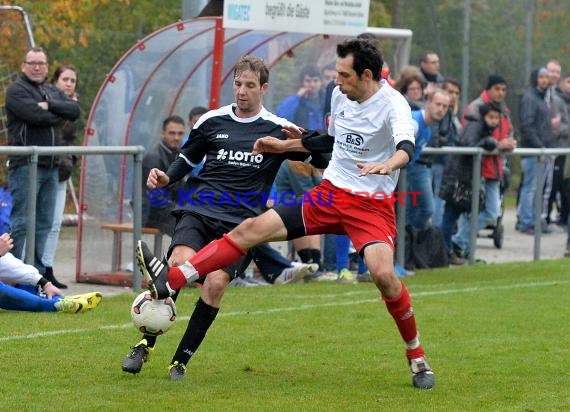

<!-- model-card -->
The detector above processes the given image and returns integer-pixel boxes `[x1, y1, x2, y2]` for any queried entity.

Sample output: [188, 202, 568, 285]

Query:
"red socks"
[167, 268, 187, 291]
[382, 282, 420, 347]
[168, 234, 247, 288]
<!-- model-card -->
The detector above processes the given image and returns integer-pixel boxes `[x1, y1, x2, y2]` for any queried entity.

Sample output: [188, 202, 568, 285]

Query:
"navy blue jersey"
[177, 104, 308, 223]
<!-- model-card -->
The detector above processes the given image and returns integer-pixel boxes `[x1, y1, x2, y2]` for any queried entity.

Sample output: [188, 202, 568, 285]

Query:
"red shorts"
[275, 179, 396, 253]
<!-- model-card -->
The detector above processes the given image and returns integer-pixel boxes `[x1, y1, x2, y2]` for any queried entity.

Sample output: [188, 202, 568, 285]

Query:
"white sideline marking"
[1, 279, 568, 342]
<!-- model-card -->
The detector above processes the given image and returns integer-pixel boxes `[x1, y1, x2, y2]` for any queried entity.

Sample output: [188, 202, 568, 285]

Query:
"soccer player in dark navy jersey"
[122, 55, 316, 378]
[173, 103, 304, 223]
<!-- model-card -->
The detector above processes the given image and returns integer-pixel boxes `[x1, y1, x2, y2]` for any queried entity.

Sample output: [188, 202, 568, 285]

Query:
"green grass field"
[1, 260, 569, 411]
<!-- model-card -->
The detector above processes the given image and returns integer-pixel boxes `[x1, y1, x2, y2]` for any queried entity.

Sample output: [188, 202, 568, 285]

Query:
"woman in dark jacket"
[42, 65, 79, 289]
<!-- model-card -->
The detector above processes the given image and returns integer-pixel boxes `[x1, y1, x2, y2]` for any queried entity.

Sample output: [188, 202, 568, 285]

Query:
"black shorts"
[273, 202, 307, 240]
[170, 212, 252, 280]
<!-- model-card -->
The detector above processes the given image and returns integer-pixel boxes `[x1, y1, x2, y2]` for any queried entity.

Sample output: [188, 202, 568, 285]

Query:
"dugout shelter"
[77, 16, 412, 287]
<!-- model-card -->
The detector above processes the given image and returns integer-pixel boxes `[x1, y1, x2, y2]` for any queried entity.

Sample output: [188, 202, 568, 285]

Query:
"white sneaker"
[229, 277, 261, 287]
[274, 263, 319, 284]
[313, 271, 338, 282]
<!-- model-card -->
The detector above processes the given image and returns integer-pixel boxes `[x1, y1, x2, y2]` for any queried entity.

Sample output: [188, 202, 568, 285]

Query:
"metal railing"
[0, 145, 146, 289]
[396, 146, 570, 266]
[4, 145, 569, 289]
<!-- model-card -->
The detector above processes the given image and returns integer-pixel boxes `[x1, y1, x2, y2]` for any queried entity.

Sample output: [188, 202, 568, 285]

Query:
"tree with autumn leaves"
[1, 0, 569, 137]
[1, 0, 182, 131]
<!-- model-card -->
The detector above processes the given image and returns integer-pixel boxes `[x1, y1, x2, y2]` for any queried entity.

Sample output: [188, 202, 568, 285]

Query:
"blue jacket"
[276, 94, 325, 130]
[408, 110, 432, 165]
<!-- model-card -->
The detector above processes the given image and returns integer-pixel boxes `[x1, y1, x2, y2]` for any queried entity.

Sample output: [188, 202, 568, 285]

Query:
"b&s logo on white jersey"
[217, 149, 263, 167]
[342, 133, 363, 146]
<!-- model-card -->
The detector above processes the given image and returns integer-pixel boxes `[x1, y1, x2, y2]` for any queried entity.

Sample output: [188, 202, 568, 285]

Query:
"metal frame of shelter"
[0, 5, 35, 47]
[77, 16, 412, 289]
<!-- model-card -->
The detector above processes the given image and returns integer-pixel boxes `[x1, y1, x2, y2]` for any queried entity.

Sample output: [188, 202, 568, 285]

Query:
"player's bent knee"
[169, 245, 196, 266]
[233, 217, 262, 243]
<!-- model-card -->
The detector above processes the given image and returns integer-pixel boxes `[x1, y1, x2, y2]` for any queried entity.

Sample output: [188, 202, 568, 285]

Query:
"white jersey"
[323, 80, 414, 195]
[0, 253, 41, 286]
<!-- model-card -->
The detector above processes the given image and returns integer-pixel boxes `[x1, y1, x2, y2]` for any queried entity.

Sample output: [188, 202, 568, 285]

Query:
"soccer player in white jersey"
[140, 39, 435, 389]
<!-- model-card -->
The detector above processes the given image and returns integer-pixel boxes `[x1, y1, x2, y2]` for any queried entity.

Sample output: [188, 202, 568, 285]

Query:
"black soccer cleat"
[136, 240, 175, 299]
[168, 361, 186, 381]
[122, 339, 153, 374]
[409, 357, 435, 389]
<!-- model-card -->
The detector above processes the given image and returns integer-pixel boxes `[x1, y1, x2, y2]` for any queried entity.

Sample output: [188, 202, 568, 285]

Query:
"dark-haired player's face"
[335, 55, 367, 102]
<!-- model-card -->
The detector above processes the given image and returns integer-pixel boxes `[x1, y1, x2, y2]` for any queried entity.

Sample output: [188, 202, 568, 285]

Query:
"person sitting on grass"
[0, 233, 102, 313]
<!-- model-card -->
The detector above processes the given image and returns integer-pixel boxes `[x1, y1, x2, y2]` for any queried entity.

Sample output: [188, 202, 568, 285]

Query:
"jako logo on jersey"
[342, 133, 363, 146]
[216, 133, 229, 139]
[217, 149, 263, 163]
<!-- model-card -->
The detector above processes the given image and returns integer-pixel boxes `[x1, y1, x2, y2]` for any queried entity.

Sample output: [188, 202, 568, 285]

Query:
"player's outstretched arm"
[147, 168, 170, 189]
[252, 136, 309, 155]
[357, 149, 410, 176]
[281, 124, 304, 140]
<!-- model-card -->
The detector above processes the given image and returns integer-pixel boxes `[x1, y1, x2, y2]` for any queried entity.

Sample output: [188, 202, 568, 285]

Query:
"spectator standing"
[429, 78, 462, 228]
[320, 63, 337, 88]
[276, 64, 325, 130]
[452, 75, 516, 256]
[395, 65, 426, 110]
[41, 65, 80, 288]
[558, 72, 570, 256]
[188, 106, 208, 129]
[142, 115, 187, 237]
[440, 103, 503, 263]
[544, 60, 569, 227]
[419, 51, 444, 95]
[405, 89, 451, 230]
[5, 47, 80, 285]
[517, 68, 555, 234]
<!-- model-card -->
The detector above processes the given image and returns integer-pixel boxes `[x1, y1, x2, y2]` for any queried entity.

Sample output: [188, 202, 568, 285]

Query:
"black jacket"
[5, 73, 80, 168]
[142, 141, 185, 234]
[519, 68, 554, 149]
[440, 117, 497, 211]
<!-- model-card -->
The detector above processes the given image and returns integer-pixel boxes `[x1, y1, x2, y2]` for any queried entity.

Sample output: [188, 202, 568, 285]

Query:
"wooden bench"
[100, 223, 164, 272]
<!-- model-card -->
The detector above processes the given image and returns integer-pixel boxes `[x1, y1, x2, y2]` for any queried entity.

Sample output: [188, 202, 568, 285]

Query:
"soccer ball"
[130, 291, 176, 336]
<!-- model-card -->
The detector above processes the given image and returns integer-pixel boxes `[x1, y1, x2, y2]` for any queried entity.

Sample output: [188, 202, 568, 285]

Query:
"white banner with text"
[223, 0, 370, 36]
